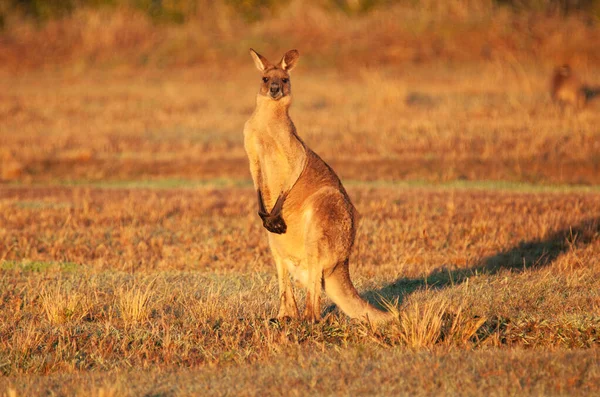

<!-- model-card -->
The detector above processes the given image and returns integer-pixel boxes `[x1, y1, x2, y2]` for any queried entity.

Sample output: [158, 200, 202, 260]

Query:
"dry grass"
[1, 185, 599, 273]
[397, 298, 488, 348]
[2, 348, 600, 396]
[116, 279, 156, 326]
[1, 63, 600, 186]
[0, 184, 599, 394]
[39, 285, 91, 325]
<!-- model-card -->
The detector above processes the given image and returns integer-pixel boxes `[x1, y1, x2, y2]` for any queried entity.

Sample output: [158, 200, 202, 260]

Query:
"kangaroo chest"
[260, 133, 291, 189]
[245, 121, 305, 211]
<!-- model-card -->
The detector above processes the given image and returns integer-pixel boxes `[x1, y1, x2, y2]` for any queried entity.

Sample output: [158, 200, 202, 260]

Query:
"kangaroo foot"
[269, 316, 295, 326]
[302, 308, 320, 324]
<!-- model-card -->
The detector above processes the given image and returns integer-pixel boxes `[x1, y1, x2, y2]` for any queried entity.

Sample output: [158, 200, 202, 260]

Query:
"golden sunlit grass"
[1, 63, 599, 186]
[396, 298, 488, 348]
[116, 279, 155, 326]
[39, 285, 90, 325]
[0, 184, 599, 395]
[397, 300, 449, 348]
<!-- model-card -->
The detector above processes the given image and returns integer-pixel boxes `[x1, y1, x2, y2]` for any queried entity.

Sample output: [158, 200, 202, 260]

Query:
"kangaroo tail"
[324, 260, 395, 324]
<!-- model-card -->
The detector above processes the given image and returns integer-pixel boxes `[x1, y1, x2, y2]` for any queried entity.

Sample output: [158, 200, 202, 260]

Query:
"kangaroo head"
[557, 64, 572, 77]
[249, 49, 299, 100]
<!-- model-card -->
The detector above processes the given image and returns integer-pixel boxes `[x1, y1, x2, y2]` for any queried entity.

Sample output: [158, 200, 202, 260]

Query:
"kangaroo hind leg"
[271, 248, 299, 320]
[301, 189, 353, 323]
[302, 237, 327, 323]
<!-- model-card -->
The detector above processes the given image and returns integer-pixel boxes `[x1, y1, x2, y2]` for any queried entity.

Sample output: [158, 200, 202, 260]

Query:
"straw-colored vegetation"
[1, 185, 599, 394]
[1, 1, 600, 395]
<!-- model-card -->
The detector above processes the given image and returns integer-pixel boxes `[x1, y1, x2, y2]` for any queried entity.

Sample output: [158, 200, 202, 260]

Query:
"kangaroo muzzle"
[269, 82, 281, 98]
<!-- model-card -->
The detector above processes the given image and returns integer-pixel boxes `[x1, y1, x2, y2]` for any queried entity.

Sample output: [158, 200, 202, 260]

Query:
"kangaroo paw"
[262, 213, 287, 234]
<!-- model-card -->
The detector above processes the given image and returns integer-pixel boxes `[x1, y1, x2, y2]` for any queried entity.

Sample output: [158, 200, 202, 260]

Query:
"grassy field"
[2, 64, 600, 185]
[1, 182, 599, 395]
[2, 2, 600, 395]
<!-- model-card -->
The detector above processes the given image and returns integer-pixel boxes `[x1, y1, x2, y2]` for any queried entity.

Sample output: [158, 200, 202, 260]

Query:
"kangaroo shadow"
[361, 216, 600, 309]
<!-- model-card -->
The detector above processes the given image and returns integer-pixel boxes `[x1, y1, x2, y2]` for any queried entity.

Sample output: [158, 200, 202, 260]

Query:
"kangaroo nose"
[270, 83, 280, 94]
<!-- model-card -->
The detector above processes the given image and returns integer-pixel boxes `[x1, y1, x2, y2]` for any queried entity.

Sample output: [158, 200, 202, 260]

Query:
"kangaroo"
[550, 64, 600, 109]
[243, 49, 393, 324]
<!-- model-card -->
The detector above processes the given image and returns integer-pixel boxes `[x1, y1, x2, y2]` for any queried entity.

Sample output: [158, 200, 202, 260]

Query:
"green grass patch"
[6, 178, 600, 193]
[13, 200, 72, 209]
[61, 178, 253, 189]
[345, 179, 600, 193]
[1, 260, 79, 273]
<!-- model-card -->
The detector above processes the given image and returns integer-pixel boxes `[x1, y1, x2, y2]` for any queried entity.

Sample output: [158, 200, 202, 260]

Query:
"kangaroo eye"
[262, 77, 268, 83]
[282, 78, 289, 83]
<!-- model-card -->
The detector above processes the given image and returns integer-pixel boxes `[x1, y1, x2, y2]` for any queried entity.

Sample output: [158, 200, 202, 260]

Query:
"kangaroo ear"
[279, 49, 299, 72]
[249, 48, 271, 72]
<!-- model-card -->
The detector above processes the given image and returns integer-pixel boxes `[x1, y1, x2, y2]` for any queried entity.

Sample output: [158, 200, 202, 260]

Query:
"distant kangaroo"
[551, 64, 600, 109]
[243, 49, 393, 324]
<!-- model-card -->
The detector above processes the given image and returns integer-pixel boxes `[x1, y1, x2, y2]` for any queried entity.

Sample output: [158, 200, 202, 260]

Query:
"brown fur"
[550, 64, 599, 109]
[243, 49, 393, 324]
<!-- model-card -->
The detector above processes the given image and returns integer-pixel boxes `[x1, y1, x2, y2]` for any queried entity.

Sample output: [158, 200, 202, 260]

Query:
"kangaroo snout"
[269, 82, 281, 98]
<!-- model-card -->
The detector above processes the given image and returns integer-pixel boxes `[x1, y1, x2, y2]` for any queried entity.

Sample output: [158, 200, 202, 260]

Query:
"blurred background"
[3, 0, 600, 70]
[1, 0, 599, 185]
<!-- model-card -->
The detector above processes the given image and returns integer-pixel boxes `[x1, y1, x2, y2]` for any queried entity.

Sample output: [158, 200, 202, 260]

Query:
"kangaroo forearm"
[270, 191, 287, 216]
[257, 189, 268, 215]
[256, 188, 286, 214]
